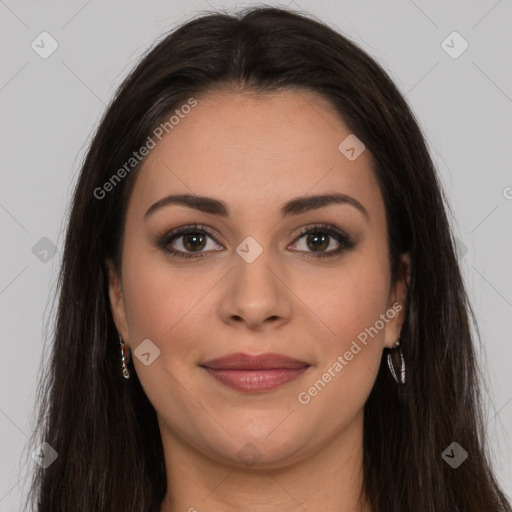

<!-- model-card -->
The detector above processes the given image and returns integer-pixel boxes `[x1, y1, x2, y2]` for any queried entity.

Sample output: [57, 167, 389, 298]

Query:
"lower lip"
[202, 367, 310, 392]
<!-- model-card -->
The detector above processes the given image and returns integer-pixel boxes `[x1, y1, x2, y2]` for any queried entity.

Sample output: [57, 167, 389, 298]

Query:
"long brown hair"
[26, 6, 510, 511]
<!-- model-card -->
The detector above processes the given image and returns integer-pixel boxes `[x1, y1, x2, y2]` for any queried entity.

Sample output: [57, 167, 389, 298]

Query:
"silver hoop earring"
[119, 334, 131, 379]
[387, 338, 406, 384]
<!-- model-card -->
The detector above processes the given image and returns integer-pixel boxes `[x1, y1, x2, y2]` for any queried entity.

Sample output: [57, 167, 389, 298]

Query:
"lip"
[200, 352, 311, 393]
[201, 352, 310, 370]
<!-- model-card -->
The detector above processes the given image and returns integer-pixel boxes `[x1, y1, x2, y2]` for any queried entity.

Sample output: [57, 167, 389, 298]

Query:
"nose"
[217, 249, 293, 331]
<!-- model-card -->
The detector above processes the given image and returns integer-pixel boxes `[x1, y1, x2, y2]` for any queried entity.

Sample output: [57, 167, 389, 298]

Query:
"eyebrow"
[144, 192, 369, 221]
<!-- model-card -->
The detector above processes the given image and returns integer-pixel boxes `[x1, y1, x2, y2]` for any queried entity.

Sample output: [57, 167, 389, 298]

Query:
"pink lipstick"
[200, 352, 310, 392]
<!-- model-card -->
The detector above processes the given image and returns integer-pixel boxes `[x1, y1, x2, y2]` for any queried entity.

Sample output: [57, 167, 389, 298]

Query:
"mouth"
[199, 352, 311, 393]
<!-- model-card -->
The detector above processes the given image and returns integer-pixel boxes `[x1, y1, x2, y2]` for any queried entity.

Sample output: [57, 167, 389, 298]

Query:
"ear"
[384, 252, 411, 349]
[106, 259, 130, 344]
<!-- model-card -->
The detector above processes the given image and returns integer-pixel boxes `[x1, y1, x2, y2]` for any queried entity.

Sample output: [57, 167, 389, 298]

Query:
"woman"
[26, 6, 511, 512]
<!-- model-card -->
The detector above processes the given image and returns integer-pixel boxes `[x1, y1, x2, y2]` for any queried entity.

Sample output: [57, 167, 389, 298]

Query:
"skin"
[108, 88, 410, 512]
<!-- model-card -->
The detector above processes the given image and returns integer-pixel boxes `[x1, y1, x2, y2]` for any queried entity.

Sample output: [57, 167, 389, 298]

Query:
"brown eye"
[305, 231, 331, 252]
[157, 224, 223, 259]
[289, 224, 355, 258]
[180, 232, 208, 252]
[157, 223, 355, 260]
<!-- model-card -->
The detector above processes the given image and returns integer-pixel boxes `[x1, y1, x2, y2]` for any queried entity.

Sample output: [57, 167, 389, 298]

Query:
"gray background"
[0, 0, 511, 509]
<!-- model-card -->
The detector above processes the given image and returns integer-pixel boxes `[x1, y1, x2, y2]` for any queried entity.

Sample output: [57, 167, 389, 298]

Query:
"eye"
[157, 222, 355, 260]
[289, 223, 355, 259]
[157, 224, 223, 259]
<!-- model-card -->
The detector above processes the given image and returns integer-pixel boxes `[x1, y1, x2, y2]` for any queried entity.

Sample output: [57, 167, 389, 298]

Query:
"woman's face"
[108, 89, 409, 469]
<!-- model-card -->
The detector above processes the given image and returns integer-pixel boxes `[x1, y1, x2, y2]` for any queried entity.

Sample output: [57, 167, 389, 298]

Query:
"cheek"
[120, 242, 176, 340]
[311, 252, 391, 348]
[298, 247, 391, 406]
[123, 260, 176, 338]
[120, 251, 209, 406]
[121, 248, 217, 358]
[296, 295, 388, 428]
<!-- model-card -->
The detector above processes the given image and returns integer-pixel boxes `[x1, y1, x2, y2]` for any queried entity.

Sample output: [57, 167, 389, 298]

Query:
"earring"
[119, 334, 131, 379]
[387, 338, 406, 384]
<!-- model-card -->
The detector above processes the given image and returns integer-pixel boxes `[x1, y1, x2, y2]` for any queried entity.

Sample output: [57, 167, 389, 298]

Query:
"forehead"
[127, 89, 383, 222]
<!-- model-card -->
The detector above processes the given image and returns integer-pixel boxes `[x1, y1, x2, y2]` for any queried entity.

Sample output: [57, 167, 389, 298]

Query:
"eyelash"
[156, 222, 355, 260]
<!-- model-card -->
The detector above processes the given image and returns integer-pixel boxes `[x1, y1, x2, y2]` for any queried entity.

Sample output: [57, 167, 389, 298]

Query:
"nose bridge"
[221, 232, 291, 327]
[233, 233, 278, 300]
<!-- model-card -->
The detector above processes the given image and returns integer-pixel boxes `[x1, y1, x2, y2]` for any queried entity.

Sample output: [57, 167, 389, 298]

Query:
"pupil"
[308, 232, 328, 251]
[184, 233, 206, 251]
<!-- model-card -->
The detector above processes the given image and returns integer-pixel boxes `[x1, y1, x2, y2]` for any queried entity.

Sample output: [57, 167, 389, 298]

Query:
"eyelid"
[155, 222, 222, 244]
[289, 223, 355, 256]
[156, 222, 355, 259]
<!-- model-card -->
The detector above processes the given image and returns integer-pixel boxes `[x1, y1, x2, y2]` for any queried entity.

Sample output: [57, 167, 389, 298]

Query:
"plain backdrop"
[0, 0, 511, 509]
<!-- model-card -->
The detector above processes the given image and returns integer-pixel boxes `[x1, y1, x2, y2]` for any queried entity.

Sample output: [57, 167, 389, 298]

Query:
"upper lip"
[200, 352, 310, 370]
